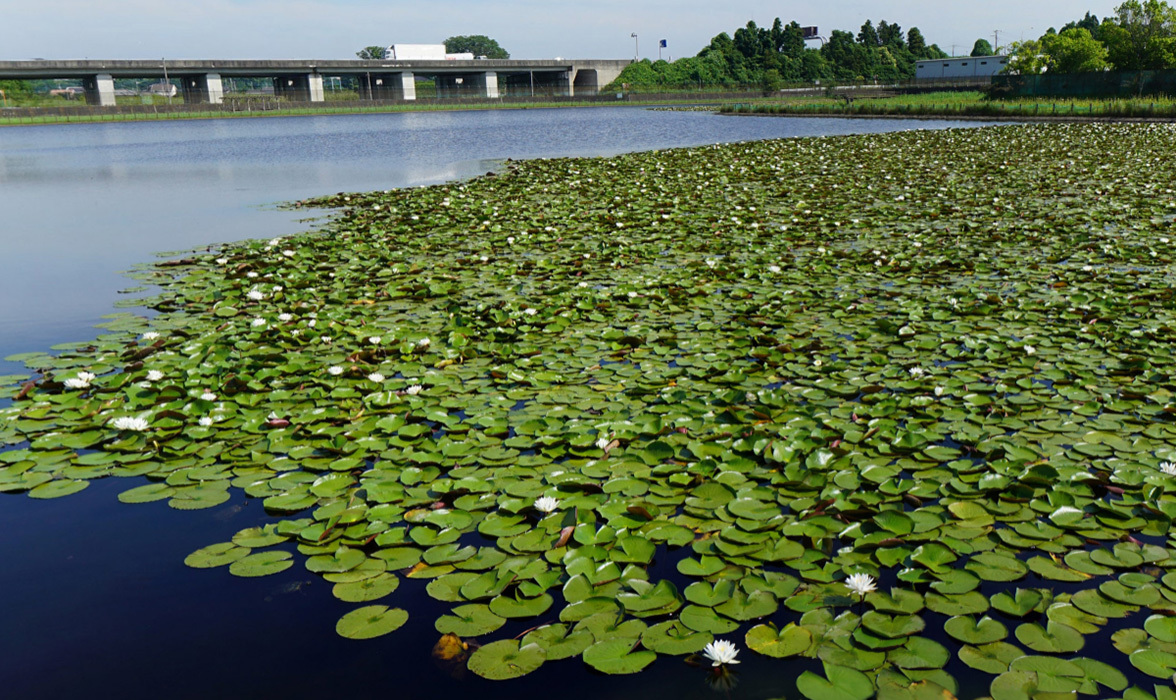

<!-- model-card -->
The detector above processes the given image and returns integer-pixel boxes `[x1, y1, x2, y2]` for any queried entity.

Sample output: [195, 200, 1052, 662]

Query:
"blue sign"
[659, 39, 667, 48]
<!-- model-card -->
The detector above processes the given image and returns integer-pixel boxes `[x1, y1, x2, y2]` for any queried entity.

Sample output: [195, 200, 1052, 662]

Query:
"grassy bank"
[723, 90, 1176, 119]
[0, 94, 775, 127]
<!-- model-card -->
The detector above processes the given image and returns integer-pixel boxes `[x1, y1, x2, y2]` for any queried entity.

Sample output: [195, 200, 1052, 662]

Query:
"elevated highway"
[0, 59, 632, 106]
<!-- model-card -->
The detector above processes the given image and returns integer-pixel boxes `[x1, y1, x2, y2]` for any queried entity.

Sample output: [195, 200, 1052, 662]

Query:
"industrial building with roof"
[916, 55, 1008, 81]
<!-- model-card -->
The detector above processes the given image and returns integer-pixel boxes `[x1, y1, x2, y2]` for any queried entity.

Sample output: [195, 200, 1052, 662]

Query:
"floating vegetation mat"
[5, 123, 1176, 698]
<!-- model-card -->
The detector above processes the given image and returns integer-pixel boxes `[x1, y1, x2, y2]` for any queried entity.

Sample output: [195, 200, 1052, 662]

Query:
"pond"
[0, 108, 1045, 700]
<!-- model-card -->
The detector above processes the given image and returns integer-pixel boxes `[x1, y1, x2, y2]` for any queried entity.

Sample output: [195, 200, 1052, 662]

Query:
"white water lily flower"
[141, 332, 161, 341]
[64, 371, 97, 390]
[417, 338, 431, 348]
[1025, 345, 1037, 356]
[934, 386, 945, 397]
[246, 272, 259, 278]
[406, 385, 423, 395]
[247, 289, 264, 301]
[596, 436, 611, 450]
[251, 318, 266, 328]
[198, 416, 213, 427]
[524, 308, 539, 316]
[278, 313, 293, 322]
[1053, 506, 1084, 517]
[844, 573, 877, 596]
[1161, 462, 1176, 476]
[369, 336, 382, 345]
[533, 496, 559, 513]
[216, 258, 229, 265]
[909, 367, 925, 377]
[768, 265, 782, 273]
[368, 373, 386, 382]
[111, 416, 150, 432]
[701, 640, 740, 667]
[327, 366, 344, 376]
[146, 370, 164, 382]
[200, 392, 217, 401]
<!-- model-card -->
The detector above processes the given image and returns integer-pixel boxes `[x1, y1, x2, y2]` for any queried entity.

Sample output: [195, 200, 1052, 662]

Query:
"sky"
[3, 0, 1123, 62]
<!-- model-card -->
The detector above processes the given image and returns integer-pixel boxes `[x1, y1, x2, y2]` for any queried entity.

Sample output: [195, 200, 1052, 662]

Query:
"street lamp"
[631, 33, 639, 60]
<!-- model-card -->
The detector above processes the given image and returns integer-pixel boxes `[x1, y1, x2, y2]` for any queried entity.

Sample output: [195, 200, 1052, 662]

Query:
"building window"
[961, 62, 968, 66]
[943, 63, 950, 67]
[981, 61, 987, 65]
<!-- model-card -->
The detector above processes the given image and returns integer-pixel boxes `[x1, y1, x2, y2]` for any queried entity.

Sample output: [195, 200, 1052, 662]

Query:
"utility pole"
[162, 57, 171, 104]
[993, 30, 1002, 54]
[631, 33, 639, 60]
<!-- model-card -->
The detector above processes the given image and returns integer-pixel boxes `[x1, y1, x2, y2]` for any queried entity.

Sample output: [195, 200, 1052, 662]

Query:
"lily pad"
[467, 640, 546, 680]
[335, 605, 408, 640]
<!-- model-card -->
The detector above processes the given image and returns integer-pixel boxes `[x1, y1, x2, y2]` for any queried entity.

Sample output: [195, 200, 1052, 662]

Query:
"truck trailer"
[384, 44, 476, 61]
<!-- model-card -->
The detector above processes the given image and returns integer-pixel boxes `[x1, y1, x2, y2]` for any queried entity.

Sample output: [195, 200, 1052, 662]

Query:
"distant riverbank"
[720, 91, 1176, 122]
[0, 92, 768, 127]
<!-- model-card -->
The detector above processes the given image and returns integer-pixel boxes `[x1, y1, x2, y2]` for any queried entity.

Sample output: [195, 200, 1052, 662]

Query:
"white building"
[916, 55, 1008, 81]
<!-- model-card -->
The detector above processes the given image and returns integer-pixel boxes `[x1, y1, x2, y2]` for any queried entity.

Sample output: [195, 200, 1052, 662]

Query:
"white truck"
[384, 44, 476, 61]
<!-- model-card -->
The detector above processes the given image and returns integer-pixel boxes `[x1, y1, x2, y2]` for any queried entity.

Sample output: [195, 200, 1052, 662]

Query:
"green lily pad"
[184, 542, 250, 569]
[582, 639, 656, 675]
[467, 640, 546, 680]
[435, 604, 507, 636]
[888, 636, 950, 670]
[335, 605, 408, 640]
[1014, 621, 1084, 654]
[229, 551, 294, 577]
[1129, 648, 1176, 679]
[745, 622, 812, 657]
[641, 621, 712, 655]
[333, 573, 400, 602]
[943, 615, 1008, 644]
[118, 482, 175, 504]
[797, 662, 875, 700]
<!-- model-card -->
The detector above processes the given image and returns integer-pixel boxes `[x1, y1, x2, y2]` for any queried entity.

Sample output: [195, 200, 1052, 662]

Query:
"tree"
[1061, 12, 1102, 39]
[1100, 0, 1176, 69]
[858, 20, 879, 47]
[1041, 27, 1110, 73]
[907, 27, 927, 57]
[356, 46, 386, 60]
[971, 38, 995, 56]
[1004, 39, 1049, 74]
[444, 35, 510, 59]
[0, 80, 33, 105]
[779, 21, 807, 59]
[762, 69, 783, 93]
[878, 21, 904, 47]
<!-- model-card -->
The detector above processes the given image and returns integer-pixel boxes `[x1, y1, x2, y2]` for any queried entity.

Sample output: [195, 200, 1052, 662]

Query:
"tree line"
[1006, 0, 1176, 74]
[608, 18, 955, 90]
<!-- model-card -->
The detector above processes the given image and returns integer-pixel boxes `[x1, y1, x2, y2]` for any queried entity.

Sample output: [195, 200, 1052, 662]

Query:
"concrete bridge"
[0, 59, 632, 106]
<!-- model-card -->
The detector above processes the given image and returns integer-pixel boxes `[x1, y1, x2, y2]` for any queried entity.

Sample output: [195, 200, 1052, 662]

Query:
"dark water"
[0, 108, 1018, 699]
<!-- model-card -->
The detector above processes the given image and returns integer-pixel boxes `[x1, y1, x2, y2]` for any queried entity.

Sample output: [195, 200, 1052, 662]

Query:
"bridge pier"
[82, 74, 116, 106]
[471, 71, 499, 99]
[361, 72, 416, 100]
[273, 74, 324, 102]
[433, 72, 499, 99]
[181, 73, 224, 104]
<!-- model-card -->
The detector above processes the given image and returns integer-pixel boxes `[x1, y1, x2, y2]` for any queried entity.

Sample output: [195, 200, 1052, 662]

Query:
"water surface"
[0, 108, 1006, 699]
